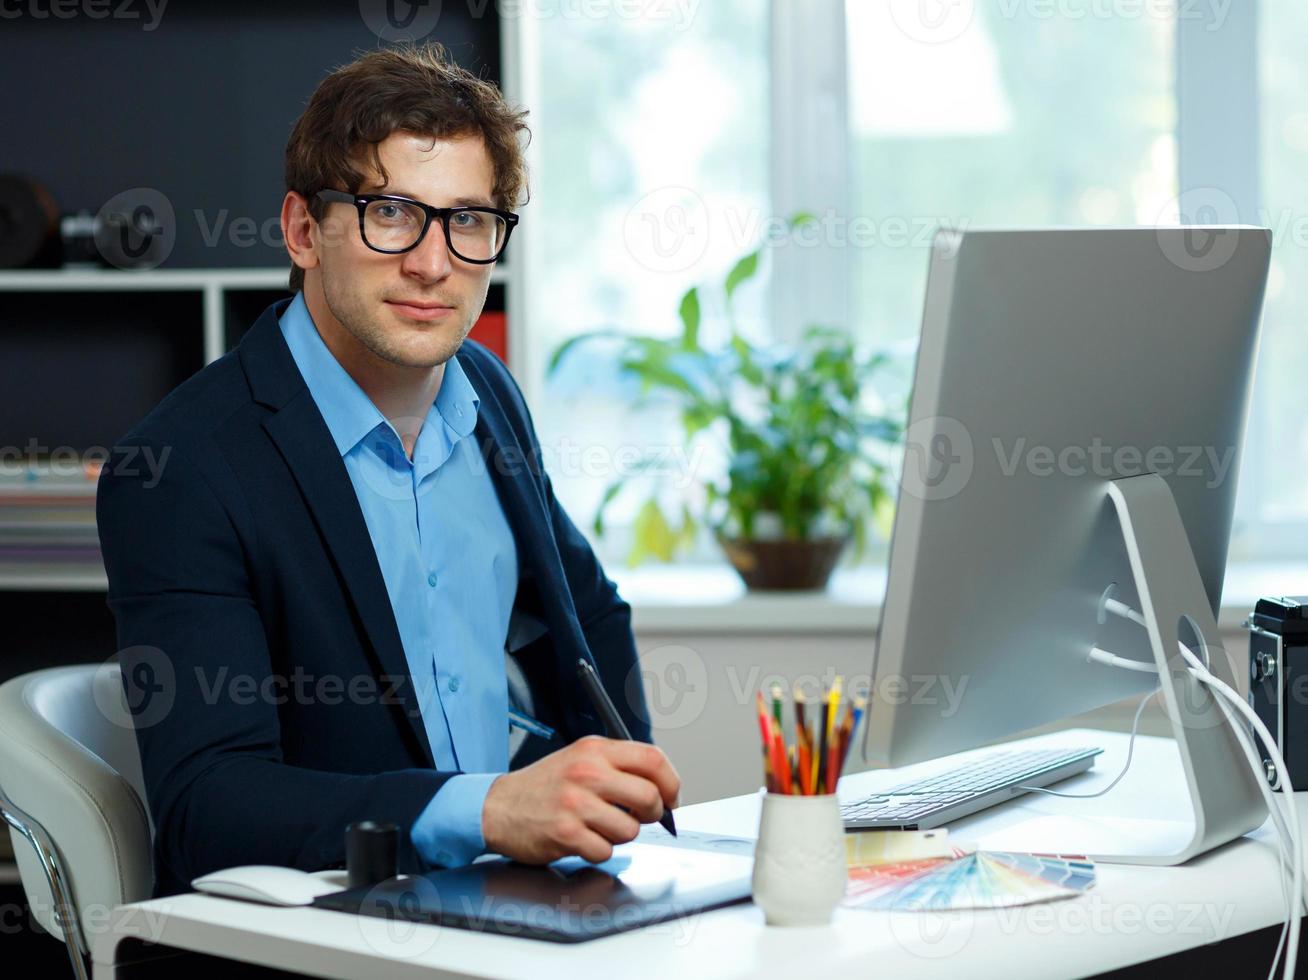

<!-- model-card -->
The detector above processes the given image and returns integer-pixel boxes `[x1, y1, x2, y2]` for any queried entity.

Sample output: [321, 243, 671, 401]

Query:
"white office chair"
[0, 665, 154, 980]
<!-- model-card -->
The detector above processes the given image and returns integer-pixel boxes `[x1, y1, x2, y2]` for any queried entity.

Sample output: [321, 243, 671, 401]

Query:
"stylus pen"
[576, 658, 678, 837]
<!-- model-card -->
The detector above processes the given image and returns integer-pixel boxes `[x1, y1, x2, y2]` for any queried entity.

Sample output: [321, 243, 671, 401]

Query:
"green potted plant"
[548, 220, 904, 591]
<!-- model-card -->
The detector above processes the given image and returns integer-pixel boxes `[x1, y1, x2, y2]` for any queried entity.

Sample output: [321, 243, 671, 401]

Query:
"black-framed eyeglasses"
[314, 189, 518, 264]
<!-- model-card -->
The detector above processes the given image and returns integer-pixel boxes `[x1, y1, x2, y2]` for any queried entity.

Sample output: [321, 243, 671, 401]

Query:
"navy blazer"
[96, 297, 651, 897]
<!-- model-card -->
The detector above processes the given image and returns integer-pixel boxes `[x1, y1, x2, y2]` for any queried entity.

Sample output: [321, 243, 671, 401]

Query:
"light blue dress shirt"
[279, 292, 518, 867]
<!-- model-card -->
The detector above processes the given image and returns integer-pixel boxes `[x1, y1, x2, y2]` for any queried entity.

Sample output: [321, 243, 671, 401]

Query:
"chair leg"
[0, 785, 91, 980]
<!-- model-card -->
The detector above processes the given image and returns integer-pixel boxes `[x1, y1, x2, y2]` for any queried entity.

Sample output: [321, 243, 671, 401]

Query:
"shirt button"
[448, 676, 461, 693]
[427, 572, 438, 588]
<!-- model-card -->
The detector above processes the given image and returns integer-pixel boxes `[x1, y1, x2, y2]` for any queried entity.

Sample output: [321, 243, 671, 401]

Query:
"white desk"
[91, 729, 1297, 980]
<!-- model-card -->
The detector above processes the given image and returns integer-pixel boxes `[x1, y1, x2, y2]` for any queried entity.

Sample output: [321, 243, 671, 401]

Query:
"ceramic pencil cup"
[751, 791, 847, 926]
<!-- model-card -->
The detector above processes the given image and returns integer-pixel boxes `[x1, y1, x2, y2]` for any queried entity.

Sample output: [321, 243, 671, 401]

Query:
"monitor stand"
[991, 473, 1268, 865]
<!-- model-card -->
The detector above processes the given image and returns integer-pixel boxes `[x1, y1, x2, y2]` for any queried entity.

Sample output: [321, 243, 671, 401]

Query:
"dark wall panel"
[0, 1, 501, 268]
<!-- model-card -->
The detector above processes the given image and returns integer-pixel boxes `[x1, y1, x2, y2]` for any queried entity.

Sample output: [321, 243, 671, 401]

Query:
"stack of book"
[0, 462, 102, 569]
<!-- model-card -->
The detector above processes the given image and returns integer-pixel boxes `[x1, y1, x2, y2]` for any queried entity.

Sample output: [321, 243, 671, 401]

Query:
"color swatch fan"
[844, 831, 1095, 911]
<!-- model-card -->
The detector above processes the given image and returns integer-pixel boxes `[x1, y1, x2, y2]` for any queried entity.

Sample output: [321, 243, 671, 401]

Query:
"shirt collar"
[278, 291, 481, 457]
[433, 344, 480, 441]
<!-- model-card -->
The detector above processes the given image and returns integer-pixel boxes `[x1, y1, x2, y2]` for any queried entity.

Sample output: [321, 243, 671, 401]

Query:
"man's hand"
[481, 735, 681, 864]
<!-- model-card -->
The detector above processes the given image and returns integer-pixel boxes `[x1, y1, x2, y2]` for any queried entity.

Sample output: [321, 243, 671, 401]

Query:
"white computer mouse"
[191, 865, 344, 906]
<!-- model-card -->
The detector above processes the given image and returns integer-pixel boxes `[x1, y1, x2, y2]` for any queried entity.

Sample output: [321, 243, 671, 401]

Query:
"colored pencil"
[794, 688, 810, 794]
[827, 678, 844, 793]
[797, 738, 811, 796]
[754, 682, 865, 795]
[816, 694, 830, 794]
[755, 691, 774, 791]
[836, 693, 866, 781]
[771, 728, 791, 794]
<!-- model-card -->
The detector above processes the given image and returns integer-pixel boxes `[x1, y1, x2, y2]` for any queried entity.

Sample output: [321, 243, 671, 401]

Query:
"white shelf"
[0, 564, 107, 592]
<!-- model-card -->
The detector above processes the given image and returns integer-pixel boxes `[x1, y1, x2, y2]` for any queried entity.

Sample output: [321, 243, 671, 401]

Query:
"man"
[97, 42, 680, 898]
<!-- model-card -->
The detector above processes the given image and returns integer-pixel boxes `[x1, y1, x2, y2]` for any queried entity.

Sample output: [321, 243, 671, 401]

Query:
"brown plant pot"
[716, 534, 850, 592]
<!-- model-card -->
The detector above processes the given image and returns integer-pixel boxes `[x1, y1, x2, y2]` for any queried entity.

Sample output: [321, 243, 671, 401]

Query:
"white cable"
[1217, 690, 1300, 888]
[1088, 646, 1161, 674]
[1093, 598, 1302, 980]
[1017, 686, 1159, 798]
[1207, 668, 1301, 975]
[1093, 634, 1297, 877]
[1173, 641, 1302, 980]
[1104, 597, 1147, 628]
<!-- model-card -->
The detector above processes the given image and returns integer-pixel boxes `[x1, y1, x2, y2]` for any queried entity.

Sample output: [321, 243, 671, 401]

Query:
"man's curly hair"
[284, 42, 530, 291]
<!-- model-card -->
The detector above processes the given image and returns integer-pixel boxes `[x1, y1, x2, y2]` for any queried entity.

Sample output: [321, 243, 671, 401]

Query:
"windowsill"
[613, 564, 887, 635]
[616, 560, 1308, 635]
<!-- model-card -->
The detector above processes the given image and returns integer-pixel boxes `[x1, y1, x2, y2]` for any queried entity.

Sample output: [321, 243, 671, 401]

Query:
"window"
[1241, 2, 1308, 558]
[845, 1, 1176, 349]
[520, 0, 769, 563]
[521, 1, 1305, 573]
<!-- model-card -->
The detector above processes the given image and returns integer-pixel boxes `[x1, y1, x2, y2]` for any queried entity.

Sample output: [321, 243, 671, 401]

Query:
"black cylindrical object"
[345, 820, 399, 890]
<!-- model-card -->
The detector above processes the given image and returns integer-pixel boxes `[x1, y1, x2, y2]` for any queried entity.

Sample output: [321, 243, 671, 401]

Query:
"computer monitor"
[860, 227, 1272, 864]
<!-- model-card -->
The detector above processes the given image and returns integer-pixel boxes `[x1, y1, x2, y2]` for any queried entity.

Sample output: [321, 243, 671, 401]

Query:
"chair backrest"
[0, 664, 153, 945]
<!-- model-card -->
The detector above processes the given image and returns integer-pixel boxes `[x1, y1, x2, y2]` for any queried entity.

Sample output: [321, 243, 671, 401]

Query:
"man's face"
[311, 130, 498, 369]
